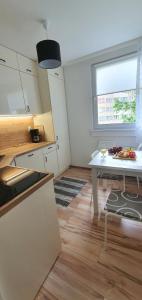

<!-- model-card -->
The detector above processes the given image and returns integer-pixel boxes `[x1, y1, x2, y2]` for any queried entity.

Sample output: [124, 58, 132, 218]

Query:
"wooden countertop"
[0, 141, 56, 168]
[0, 172, 54, 218]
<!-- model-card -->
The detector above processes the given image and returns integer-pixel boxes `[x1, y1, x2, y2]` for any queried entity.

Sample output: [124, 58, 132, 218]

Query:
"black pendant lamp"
[36, 21, 61, 69]
[36, 39, 61, 69]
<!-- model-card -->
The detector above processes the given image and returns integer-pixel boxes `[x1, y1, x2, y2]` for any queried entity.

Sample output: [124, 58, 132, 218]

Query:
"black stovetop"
[0, 166, 47, 208]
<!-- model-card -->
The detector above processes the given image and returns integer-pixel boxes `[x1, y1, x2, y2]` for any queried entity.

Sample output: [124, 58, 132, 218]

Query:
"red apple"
[129, 151, 136, 159]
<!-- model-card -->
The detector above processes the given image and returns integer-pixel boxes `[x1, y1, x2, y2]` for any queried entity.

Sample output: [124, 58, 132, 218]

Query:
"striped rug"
[54, 176, 87, 207]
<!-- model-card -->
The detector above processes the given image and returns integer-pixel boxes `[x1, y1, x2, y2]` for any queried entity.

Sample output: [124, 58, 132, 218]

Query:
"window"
[92, 54, 137, 130]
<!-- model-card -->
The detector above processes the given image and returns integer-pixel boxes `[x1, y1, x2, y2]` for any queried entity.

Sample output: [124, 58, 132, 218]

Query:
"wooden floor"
[36, 167, 142, 300]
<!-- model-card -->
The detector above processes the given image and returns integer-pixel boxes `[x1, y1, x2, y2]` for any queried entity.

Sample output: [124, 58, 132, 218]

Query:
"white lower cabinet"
[43, 145, 59, 177]
[15, 149, 45, 172]
[0, 179, 61, 300]
[15, 145, 59, 176]
[57, 137, 71, 173]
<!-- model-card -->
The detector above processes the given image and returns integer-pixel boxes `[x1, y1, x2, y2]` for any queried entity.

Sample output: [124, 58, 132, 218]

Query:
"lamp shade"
[36, 39, 61, 69]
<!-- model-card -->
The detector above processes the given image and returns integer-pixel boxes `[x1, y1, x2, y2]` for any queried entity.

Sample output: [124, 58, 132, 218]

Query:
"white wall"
[64, 39, 139, 167]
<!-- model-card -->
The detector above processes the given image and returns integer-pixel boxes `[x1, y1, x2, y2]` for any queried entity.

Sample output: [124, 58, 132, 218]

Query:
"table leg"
[92, 168, 100, 219]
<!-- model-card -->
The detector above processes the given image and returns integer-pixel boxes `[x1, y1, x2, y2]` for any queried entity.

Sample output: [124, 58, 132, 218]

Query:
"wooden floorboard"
[36, 167, 142, 300]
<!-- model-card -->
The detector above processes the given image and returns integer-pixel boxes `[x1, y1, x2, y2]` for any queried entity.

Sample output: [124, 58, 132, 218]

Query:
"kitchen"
[0, 1, 142, 300]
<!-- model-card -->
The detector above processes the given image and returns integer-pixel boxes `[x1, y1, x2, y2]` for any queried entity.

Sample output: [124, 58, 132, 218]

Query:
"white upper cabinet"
[17, 54, 37, 76]
[48, 67, 63, 80]
[0, 45, 42, 115]
[20, 72, 42, 114]
[0, 64, 26, 115]
[0, 45, 18, 69]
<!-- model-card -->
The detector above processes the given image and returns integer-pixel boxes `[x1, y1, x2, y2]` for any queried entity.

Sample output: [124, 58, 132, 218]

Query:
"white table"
[89, 151, 142, 218]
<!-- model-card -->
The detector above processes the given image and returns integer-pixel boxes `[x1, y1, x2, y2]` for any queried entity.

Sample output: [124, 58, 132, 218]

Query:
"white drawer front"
[42, 144, 57, 154]
[15, 149, 45, 172]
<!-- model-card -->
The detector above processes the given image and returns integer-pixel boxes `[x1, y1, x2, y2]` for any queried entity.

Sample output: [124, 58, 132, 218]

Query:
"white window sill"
[89, 129, 136, 137]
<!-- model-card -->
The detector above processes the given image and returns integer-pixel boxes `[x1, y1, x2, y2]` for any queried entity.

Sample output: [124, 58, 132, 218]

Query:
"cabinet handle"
[26, 105, 30, 113]
[56, 135, 58, 141]
[26, 68, 32, 73]
[57, 144, 59, 150]
[0, 58, 6, 63]
[28, 153, 34, 157]
[48, 146, 53, 150]
[45, 155, 48, 163]
[54, 72, 59, 76]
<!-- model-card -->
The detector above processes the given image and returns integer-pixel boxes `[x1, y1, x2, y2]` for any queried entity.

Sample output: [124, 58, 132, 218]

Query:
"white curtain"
[136, 41, 142, 145]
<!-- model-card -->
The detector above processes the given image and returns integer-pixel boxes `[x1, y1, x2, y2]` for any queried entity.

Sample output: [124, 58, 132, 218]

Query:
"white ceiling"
[0, 0, 142, 64]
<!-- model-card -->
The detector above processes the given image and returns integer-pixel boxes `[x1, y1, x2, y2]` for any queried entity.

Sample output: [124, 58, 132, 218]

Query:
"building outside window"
[92, 54, 137, 130]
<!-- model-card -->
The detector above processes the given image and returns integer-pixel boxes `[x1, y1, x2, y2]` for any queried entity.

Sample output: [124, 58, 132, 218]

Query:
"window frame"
[91, 53, 138, 131]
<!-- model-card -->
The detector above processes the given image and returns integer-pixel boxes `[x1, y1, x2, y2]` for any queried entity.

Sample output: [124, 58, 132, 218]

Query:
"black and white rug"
[105, 190, 142, 221]
[54, 176, 87, 207]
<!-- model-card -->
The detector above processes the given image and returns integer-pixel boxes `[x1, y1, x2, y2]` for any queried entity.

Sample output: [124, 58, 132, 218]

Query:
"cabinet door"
[57, 139, 71, 173]
[48, 67, 63, 80]
[0, 180, 61, 300]
[48, 75, 69, 139]
[48, 75, 71, 172]
[0, 45, 18, 69]
[44, 149, 59, 177]
[20, 72, 41, 114]
[15, 149, 45, 172]
[17, 54, 37, 76]
[0, 65, 26, 114]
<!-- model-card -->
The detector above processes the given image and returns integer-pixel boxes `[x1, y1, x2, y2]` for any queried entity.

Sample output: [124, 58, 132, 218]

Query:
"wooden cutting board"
[113, 155, 136, 161]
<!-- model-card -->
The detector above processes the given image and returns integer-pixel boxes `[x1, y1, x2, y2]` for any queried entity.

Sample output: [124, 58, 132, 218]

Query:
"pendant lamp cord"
[41, 20, 48, 39]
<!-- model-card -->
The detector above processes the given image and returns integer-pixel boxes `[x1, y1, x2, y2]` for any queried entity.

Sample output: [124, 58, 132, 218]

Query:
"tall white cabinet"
[48, 68, 70, 173]
[48, 72, 71, 172]
[38, 66, 71, 175]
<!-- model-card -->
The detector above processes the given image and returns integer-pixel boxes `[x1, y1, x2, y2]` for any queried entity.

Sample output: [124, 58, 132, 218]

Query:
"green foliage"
[113, 97, 136, 123]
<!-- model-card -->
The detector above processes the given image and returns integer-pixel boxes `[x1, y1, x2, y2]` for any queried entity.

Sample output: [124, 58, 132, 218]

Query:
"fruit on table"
[108, 146, 136, 159]
[117, 150, 136, 159]
[108, 146, 122, 155]
[129, 151, 136, 159]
